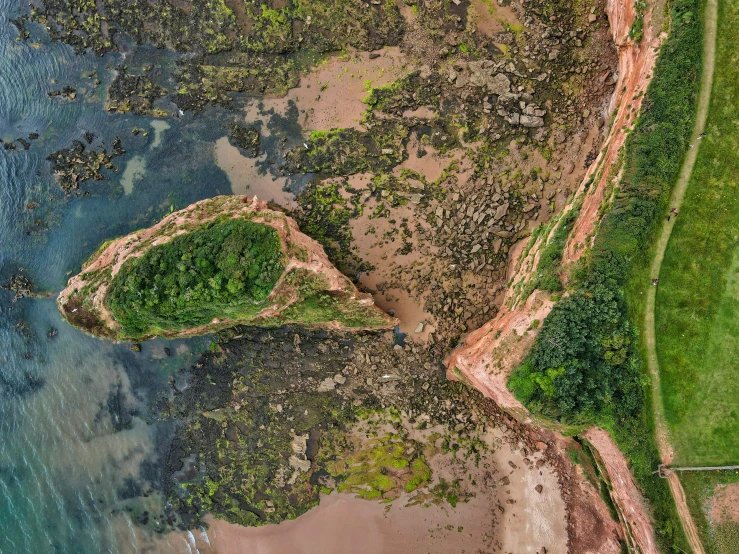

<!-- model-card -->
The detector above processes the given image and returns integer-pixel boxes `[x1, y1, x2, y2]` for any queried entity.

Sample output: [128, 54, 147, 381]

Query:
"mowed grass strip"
[655, 0, 739, 466]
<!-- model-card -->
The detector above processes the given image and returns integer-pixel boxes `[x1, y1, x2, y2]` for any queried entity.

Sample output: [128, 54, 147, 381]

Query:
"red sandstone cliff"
[444, 3, 665, 553]
[445, 0, 664, 412]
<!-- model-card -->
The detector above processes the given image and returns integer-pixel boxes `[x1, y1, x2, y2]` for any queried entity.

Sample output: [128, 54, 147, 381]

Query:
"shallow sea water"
[0, 1, 305, 551]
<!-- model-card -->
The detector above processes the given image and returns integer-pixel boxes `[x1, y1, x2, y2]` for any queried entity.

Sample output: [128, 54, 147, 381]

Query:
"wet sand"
[120, 155, 147, 195]
[170, 415, 567, 554]
[150, 120, 171, 149]
[468, 0, 522, 37]
[197, 495, 409, 554]
[194, 490, 497, 554]
[182, 457, 567, 554]
[213, 136, 295, 208]
[359, 270, 434, 341]
[243, 48, 408, 132]
[393, 137, 452, 184]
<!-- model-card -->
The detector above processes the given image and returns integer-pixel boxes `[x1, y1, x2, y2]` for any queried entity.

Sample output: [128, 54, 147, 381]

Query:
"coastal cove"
[0, 0, 659, 551]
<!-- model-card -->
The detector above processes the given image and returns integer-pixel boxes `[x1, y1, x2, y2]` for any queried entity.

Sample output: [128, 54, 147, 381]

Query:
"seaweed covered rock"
[58, 196, 394, 340]
[106, 66, 168, 116]
[33, 0, 405, 109]
[228, 123, 260, 157]
[47, 138, 125, 194]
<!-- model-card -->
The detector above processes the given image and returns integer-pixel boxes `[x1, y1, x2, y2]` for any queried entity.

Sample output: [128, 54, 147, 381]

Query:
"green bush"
[532, 207, 580, 293]
[510, 284, 640, 420]
[107, 218, 285, 337]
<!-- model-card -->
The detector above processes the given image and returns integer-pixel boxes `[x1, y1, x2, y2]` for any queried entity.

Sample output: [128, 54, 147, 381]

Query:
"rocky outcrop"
[58, 195, 395, 340]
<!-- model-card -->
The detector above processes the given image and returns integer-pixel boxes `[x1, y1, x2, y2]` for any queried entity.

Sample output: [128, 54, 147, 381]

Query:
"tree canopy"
[107, 218, 285, 336]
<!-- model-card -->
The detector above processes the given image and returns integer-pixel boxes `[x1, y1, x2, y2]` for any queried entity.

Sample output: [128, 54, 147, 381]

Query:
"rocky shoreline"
[147, 324, 622, 553]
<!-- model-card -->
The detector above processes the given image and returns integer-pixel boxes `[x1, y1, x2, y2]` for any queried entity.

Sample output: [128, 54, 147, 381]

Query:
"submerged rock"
[228, 123, 260, 157]
[57, 196, 394, 341]
[46, 138, 125, 194]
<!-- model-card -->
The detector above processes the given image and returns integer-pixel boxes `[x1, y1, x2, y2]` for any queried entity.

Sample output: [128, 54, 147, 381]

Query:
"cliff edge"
[444, 0, 663, 411]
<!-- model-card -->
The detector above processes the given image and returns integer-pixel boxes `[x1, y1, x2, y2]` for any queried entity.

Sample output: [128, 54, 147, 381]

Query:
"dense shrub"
[108, 218, 285, 336]
[512, 285, 641, 419]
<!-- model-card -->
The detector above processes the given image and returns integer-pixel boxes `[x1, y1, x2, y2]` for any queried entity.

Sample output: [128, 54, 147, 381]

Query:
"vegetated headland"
[58, 196, 394, 341]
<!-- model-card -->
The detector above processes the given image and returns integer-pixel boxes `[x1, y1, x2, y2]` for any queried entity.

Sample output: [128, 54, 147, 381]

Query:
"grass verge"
[654, 0, 739, 466]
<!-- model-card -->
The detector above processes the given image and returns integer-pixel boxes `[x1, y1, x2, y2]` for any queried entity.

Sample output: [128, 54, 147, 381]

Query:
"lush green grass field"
[655, 0, 739, 466]
[682, 470, 739, 554]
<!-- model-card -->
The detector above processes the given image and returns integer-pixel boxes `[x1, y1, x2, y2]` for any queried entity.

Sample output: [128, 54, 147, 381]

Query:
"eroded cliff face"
[58, 196, 394, 340]
[444, 3, 666, 553]
[445, 0, 664, 410]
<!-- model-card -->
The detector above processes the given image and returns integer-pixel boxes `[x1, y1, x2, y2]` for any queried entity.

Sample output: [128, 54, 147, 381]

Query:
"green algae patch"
[58, 195, 394, 341]
[330, 438, 431, 500]
[107, 219, 285, 338]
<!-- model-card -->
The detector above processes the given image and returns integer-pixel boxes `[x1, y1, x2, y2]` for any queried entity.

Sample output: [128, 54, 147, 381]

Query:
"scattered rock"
[494, 203, 510, 221]
[228, 123, 260, 157]
[1, 274, 35, 300]
[318, 377, 337, 392]
[520, 115, 545, 128]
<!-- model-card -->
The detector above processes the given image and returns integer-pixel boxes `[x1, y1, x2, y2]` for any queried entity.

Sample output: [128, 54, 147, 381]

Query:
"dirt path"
[643, 0, 718, 551]
[666, 471, 705, 554]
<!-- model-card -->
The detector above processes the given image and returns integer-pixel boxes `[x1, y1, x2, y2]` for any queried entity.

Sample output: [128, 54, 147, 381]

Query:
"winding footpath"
[644, 0, 718, 552]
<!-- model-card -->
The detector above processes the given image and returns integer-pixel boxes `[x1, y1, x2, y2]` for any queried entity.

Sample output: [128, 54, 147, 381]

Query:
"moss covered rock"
[58, 195, 394, 340]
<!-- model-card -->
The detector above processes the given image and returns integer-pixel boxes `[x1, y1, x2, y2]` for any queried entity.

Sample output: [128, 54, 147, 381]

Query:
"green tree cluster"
[510, 285, 641, 421]
[108, 218, 285, 337]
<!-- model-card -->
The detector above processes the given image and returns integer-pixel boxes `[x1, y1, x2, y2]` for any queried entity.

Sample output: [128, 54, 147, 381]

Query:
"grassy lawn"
[655, 0, 739, 466]
[682, 470, 739, 554]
